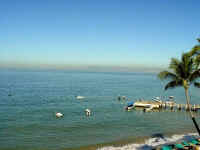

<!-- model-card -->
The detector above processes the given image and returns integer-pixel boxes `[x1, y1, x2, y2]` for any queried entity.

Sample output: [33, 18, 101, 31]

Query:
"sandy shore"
[97, 133, 199, 150]
[65, 131, 199, 150]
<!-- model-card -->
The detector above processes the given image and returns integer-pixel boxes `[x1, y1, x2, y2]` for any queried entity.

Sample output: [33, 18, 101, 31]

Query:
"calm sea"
[0, 69, 200, 150]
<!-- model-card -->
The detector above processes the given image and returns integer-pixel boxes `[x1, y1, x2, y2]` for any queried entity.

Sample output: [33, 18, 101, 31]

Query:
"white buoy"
[85, 109, 91, 116]
[55, 112, 63, 118]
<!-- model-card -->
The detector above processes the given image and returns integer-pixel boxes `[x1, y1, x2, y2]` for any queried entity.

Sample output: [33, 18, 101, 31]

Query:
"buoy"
[85, 109, 91, 116]
[55, 112, 63, 118]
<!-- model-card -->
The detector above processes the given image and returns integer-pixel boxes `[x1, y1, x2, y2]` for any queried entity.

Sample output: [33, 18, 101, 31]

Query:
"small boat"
[76, 96, 85, 99]
[85, 109, 91, 116]
[165, 96, 175, 105]
[127, 101, 134, 106]
[152, 97, 162, 103]
[134, 101, 160, 109]
[125, 101, 134, 110]
[134, 102, 152, 108]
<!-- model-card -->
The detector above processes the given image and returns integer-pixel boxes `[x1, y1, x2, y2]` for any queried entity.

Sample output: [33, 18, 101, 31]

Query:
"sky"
[0, 0, 200, 72]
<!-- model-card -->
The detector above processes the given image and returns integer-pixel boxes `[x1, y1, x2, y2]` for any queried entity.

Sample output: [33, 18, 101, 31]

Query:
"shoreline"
[65, 129, 198, 150]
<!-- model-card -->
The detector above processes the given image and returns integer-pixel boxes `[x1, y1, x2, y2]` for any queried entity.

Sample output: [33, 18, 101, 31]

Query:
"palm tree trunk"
[185, 88, 200, 135]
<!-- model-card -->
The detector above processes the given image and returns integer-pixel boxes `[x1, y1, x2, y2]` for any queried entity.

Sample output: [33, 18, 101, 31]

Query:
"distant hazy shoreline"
[0, 65, 165, 73]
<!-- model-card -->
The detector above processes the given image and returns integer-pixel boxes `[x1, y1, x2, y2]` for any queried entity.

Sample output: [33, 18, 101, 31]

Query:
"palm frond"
[164, 80, 182, 90]
[182, 53, 194, 78]
[169, 58, 184, 77]
[157, 71, 177, 80]
[187, 45, 200, 57]
[188, 58, 194, 74]
[189, 69, 200, 82]
[194, 82, 200, 88]
[194, 55, 200, 69]
[169, 58, 180, 70]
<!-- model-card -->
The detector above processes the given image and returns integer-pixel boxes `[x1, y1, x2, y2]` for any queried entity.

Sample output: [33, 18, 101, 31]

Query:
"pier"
[132, 100, 200, 112]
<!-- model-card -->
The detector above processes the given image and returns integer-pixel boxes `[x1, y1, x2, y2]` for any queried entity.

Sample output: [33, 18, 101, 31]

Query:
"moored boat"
[76, 96, 85, 99]
[125, 101, 134, 110]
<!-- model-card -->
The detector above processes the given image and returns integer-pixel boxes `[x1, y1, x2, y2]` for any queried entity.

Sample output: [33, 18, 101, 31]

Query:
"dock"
[132, 100, 200, 112]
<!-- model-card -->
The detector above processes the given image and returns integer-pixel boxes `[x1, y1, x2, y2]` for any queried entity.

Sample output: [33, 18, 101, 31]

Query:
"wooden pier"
[159, 103, 200, 111]
[133, 100, 200, 112]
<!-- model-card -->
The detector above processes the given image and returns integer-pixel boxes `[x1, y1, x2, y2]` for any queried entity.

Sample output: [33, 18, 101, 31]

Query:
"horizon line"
[0, 62, 167, 73]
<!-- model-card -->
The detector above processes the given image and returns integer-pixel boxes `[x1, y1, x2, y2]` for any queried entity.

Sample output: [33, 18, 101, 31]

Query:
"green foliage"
[187, 39, 200, 58]
[158, 38, 200, 90]
[164, 80, 182, 90]
[194, 55, 200, 69]
[158, 71, 177, 80]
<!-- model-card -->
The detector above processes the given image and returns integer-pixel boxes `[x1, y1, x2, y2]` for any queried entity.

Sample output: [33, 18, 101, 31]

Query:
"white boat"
[134, 102, 152, 108]
[125, 101, 134, 110]
[85, 109, 91, 116]
[165, 96, 175, 105]
[134, 101, 160, 109]
[76, 96, 85, 99]
[152, 97, 162, 103]
[165, 101, 175, 105]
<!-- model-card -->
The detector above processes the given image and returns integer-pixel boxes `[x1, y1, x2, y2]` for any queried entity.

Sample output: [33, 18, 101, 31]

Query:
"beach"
[65, 132, 199, 150]
[97, 133, 199, 150]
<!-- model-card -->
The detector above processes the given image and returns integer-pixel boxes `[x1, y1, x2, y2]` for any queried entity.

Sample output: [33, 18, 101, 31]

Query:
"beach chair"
[189, 139, 200, 145]
[182, 141, 190, 147]
[196, 138, 200, 142]
[178, 140, 200, 150]
[187, 139, 200, 150]
[174, 143, 185, 149]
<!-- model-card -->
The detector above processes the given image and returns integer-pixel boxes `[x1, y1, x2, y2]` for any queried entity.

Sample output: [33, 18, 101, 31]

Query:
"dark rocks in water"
[8, 94, 12, 96]
[151, 133, 165, 139]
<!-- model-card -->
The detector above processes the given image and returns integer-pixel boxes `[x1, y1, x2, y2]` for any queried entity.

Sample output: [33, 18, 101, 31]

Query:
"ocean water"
[1, 69, 200, 150]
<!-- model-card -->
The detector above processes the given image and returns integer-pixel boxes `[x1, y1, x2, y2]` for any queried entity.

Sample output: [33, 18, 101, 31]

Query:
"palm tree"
[158, 52, 200, 135]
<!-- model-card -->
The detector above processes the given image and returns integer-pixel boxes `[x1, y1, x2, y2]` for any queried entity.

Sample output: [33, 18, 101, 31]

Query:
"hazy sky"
[0, 0, 200, 71]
